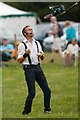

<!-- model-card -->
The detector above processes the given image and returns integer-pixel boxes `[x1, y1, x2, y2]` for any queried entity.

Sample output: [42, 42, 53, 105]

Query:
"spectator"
[62, 38, 79, 66]
[48, 16, 63, 62]
[65, 20, 77, 46]
[0, 38, 14, 62]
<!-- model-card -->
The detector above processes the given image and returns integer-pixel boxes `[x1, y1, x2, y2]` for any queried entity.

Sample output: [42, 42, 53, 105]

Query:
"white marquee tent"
[0, 2, 39, 41]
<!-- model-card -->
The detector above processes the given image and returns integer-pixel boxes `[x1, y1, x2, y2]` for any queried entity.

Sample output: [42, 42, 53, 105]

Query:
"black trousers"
[23, 64, 51, 113]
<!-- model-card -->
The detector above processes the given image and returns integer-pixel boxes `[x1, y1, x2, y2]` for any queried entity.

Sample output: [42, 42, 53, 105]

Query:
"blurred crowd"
[47, 17, 79, 66]
[0, 19, 79, 67]
[0, 37, 20, 66]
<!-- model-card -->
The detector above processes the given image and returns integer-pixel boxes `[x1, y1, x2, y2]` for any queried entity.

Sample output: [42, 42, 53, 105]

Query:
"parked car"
[43, 34, 66, 51]
[43, 22, 79, 51]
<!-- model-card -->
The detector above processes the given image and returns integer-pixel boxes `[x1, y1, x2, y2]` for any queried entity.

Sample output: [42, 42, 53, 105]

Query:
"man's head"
[50, 16, 57, 23]
[71, 38, 77, 45]
[2, 39, 8, 46]
[22, 26, 34, 38]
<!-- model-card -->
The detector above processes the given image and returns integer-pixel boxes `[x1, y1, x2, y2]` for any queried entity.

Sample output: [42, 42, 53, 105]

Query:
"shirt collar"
[24, 38, 35, 45]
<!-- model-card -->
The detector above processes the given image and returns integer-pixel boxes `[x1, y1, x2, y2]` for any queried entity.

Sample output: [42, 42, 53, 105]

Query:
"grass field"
[0, 52, 78, 118]
[0, 67, 2, 120]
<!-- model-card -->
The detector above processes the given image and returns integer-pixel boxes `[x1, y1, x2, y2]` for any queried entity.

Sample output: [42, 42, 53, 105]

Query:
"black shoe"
[22, 110, 26, 115]
[22, 110, 31, 115]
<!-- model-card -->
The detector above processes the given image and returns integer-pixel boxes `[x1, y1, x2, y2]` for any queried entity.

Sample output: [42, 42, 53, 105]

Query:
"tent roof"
[0, 2, 37, 18]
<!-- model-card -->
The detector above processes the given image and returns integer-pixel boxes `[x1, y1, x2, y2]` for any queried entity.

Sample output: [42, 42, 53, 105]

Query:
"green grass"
[1, 52, 78, 118]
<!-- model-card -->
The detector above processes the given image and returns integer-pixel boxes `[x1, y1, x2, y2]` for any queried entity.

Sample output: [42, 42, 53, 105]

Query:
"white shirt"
[66, 44, 79, 55]
[62, 44, 79, 58]
[18, 39, 43, 65]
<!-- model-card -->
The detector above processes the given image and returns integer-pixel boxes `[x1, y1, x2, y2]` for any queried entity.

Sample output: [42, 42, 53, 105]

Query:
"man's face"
[3, 39, 8, 46]
[25, 26, 34, 37]
[50, 17, 57, 23]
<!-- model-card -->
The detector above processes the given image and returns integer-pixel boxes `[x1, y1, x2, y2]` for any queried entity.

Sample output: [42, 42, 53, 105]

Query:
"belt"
[23, 63, 40, 69]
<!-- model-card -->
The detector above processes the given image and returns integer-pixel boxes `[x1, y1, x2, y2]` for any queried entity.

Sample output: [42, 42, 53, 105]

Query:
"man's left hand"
[37, 52, 44, 60]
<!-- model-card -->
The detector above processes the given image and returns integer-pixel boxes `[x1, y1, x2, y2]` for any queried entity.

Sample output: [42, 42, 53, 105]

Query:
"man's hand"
[26, 49, 31, 54]
[37, 52, 44, 60]
[17, 49, 31, 63]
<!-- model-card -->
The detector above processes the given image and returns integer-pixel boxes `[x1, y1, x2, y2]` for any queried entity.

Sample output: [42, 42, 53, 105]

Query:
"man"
[48, 16, 62, 62]
[0, 38, 14, 62]
[17, 25, 51, 115]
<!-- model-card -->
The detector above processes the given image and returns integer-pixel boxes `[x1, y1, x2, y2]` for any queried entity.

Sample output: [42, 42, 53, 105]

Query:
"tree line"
[5, 2, 80, 22]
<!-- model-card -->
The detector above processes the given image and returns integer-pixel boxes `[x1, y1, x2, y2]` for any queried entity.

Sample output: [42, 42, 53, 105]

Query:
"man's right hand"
[17, 49, 31, 63]
[26, 49, 31, 54]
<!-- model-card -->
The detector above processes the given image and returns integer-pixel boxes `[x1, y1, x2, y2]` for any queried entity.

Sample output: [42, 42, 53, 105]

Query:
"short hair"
[22, 25, 30, 37]
[2, 38, 7, 41]
[65, 20, 70, 26]
[50, 16, 57, 22]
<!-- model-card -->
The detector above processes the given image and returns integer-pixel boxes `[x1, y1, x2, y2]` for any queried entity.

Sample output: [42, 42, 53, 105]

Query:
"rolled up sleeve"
[18, 43, 25, 59]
